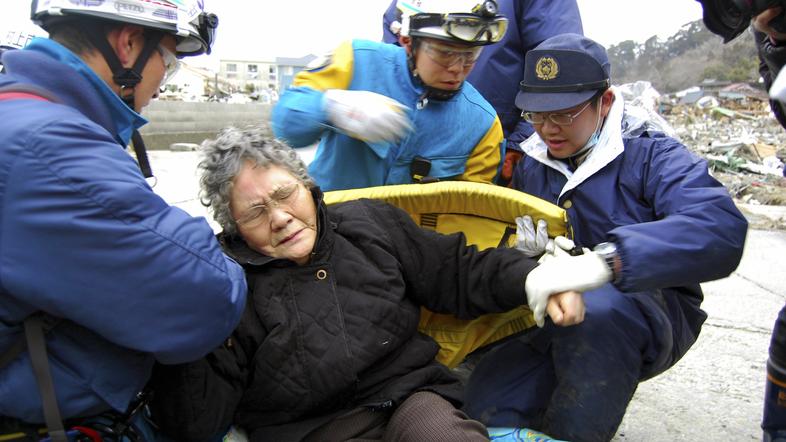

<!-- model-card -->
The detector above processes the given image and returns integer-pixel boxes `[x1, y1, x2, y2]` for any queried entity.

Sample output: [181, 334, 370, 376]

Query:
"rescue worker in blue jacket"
[0, 0, 246, 437]
[383, 0, 584, 184]
[272, 0, 507, 191]
[755, 7, 786, 130]
[752, 6, 786, 179]
[463, 33, 749, 441]
[751, 7, 786, 440]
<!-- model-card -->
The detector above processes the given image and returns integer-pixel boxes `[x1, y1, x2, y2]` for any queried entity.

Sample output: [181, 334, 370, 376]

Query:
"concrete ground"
[613, 229, 785, 441]
[147, 149, 785, 441]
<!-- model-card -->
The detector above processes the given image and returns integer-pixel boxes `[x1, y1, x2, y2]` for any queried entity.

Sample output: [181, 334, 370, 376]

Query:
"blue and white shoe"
[488, 427, 567, 442]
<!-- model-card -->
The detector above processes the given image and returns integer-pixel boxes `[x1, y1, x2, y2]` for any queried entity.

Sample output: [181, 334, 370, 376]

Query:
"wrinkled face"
[133, 34, 177, 111]
[230, 163, 317, 265]
[412, 38, 481, 91]
[530, 90, 613, 159]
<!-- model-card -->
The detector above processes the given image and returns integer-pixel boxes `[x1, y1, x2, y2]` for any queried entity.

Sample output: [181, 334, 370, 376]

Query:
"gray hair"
[198, 126, 315, 235]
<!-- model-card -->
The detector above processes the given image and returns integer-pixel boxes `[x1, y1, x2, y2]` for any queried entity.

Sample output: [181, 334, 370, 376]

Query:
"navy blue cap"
[515, 33, 611, 112]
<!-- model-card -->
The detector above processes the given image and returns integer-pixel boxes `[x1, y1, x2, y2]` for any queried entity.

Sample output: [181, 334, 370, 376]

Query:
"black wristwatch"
[593, 242, 618, 274]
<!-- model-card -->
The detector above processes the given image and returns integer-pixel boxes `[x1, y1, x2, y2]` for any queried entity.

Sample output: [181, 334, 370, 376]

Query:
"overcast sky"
[2, 0, 706, 69]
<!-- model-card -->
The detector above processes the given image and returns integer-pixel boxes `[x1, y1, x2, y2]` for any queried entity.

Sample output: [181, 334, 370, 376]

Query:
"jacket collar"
[3, 38, 147, 146]
[220, 187, 334, 268]
[519, 87, 626, 199]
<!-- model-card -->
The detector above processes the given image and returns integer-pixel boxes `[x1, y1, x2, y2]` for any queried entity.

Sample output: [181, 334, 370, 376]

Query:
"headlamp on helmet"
[401, 0, 508, 46]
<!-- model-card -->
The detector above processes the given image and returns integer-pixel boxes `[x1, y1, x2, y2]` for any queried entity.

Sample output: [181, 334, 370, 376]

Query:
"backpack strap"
[0, 313, 65, 442]
[25, 314, 67, 442]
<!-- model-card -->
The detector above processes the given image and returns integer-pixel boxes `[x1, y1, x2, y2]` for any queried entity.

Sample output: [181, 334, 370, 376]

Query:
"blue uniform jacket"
[511, 89, 748, 353]
[383, 0, 584, 146]
[0, 39, 247, 423]
[271, 40, 504, 191]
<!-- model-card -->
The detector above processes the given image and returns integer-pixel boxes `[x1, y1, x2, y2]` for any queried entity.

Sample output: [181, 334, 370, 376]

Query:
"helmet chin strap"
[85, 28, 162, 179]
[408, 39, 461, 109]
[85, 28, 163, 110]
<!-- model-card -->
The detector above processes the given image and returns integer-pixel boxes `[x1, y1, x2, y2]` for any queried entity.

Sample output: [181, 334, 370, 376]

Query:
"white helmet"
[397, 0, 508, 46]
[31, 0, 218, 56]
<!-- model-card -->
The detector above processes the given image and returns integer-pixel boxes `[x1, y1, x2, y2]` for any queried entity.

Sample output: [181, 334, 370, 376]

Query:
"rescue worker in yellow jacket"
[271, 0, 508, 191]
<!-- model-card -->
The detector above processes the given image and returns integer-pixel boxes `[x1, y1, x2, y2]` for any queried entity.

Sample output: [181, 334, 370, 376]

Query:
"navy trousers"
[464, 283, 684, 442]
[763, 304, 786, 442]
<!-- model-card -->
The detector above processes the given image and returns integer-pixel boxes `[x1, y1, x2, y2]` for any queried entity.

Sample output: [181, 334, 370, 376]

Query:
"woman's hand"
[545, 290, 585, 326]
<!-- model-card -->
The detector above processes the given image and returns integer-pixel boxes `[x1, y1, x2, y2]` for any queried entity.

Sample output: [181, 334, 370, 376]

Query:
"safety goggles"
[409, 13, 508, 44]
[421, 40, 483, 68]
[156, 44, 180, 89]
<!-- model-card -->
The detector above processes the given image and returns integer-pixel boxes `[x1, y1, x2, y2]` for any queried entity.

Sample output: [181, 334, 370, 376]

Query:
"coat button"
[562, 200, 573, 209]
[316, 269, 327, 280]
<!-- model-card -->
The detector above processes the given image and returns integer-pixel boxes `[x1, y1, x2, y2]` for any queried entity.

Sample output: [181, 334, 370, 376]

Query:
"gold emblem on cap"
[535, 56, 559, 81]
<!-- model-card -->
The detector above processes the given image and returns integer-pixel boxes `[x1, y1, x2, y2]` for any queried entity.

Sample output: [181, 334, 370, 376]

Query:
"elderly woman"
[149, 127, 603, 442]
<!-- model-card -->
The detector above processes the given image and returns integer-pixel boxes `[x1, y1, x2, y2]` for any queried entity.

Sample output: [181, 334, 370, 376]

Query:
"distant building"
[670, 81, 768, 106]
[166, 63, 214, 101]
[275, 54, 317, 92]
[219, 59, 278, 93]
[673, 86, 703, 105]
[719, 83, 768, 102]
[699, 79, 733, 95]
[216, 54, 317, 95]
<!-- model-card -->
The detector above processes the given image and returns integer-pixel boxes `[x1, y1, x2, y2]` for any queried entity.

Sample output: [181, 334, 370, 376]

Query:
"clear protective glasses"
[235, 182, 301, 228]
[421, 40, 483, 68]
[155, 44, 180, 89]
[521, 99, 594, 126]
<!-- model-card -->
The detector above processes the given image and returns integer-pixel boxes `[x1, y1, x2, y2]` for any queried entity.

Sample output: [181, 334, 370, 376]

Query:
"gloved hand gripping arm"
[525, 250, 613, 327]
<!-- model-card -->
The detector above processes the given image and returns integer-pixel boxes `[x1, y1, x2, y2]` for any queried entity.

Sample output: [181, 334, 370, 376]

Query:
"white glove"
[323, 89, 413, 143]
[524, 251, 613, 327]
[515, 216, 549, 257]
[537, 235, 580, 264]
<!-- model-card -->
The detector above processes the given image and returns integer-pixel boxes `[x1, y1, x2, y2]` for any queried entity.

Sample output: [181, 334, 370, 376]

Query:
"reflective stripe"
[0, 92, 49, 101]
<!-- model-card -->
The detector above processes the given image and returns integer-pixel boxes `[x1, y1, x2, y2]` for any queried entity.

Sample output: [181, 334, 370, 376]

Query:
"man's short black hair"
[47, 17, 120, 55]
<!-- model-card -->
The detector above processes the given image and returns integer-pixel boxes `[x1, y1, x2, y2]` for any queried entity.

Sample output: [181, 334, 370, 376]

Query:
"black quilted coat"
[150, 192, 535, 441]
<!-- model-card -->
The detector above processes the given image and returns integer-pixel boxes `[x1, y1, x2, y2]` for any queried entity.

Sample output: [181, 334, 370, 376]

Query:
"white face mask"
[570, 96, 604, 159]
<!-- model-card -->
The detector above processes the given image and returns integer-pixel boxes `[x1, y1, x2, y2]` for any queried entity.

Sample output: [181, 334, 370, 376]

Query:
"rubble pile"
[611, 77, 785, 229]
[663, 99, 786, 209]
